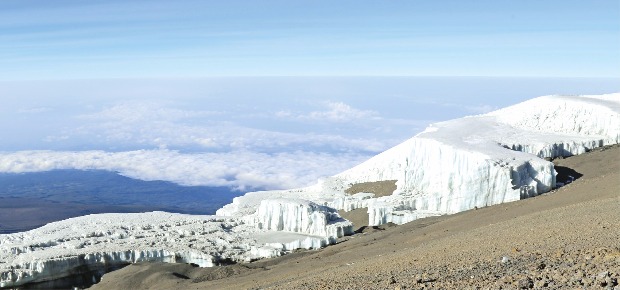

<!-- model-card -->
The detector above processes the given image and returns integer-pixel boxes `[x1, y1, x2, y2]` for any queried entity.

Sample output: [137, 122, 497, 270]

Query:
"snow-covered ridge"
[2, 93, 618, 287]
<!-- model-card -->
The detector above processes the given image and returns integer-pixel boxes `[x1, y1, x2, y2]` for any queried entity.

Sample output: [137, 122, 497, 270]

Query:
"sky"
[0, 1, 618, 191]
[0, 0, 619, 79]
[1, 77, 618, 190]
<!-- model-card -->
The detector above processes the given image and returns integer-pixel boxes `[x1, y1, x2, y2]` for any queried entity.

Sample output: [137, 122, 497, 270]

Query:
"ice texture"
[1, 206, 351, 287]
[2, 93, 618, 287]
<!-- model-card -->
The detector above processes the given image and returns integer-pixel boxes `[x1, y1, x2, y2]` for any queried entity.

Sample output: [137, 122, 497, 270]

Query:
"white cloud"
[307, 101, 379, 122]
[278, 101, 379, 123]
[79, 101, 221, 122]
[2, 98, 432, 191]
[61, 101, 394, 153]
[3, 101, 388, 190]
[0, 149, 370, 191]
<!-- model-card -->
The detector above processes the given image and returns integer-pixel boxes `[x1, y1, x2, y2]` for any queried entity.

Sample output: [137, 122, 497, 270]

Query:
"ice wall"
[220, 93, 620, 226]
[255, 198, 353, 239]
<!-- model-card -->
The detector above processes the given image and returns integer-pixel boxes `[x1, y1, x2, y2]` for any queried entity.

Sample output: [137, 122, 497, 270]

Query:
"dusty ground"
[92, 146, 620, 290]
[344, 180, 397, 197]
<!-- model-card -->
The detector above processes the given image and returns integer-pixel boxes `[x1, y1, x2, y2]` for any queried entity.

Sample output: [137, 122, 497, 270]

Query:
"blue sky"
[1, 0, 618, 79]
[0, 1, 618, 191]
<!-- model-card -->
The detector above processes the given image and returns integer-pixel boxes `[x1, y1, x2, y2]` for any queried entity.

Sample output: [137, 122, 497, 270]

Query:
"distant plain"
[0, 170, 239, 234]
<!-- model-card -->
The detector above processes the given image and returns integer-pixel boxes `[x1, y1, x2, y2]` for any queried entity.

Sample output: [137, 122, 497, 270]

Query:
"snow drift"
[1, 93, 619, 287]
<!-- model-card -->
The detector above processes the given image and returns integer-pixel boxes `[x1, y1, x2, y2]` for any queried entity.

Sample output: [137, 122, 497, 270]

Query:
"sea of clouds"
[1, 77, 617, 191]
[0, 149, 368, 190]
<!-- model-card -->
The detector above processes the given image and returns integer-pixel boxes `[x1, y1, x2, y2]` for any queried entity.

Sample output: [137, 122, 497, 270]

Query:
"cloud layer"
[0, 149, 369, 191]
[43, 99, 409, 153]
[0, 99, 407, 191]
[277, 101, 379, 122]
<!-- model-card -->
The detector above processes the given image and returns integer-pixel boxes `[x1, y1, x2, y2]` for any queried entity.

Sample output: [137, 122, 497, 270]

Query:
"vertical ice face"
[254, 198, 353, 238]
[334, 136, 557, 222]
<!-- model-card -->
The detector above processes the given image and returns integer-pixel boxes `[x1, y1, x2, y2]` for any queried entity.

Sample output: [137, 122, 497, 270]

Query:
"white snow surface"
[2, 93, 619, 287]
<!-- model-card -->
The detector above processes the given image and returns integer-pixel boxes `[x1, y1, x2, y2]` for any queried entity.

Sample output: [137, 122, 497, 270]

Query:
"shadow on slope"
[553, 165, 583, 185]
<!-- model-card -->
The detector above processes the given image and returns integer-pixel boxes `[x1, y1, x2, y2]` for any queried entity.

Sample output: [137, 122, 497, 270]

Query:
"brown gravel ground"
[344, 180, 397, 197]
[91, 145, 620, 290]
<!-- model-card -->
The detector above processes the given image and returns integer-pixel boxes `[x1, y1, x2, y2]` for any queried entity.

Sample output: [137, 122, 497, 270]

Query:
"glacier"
[1, 93, 619, 287]
[218, 93, 619, 225]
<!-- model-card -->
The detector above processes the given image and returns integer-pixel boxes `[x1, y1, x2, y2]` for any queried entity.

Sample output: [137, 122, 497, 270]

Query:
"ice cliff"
[1, 93, 618, 287]
[255, 199, 352, 239]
